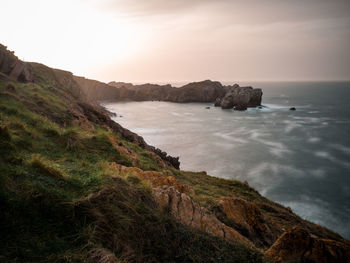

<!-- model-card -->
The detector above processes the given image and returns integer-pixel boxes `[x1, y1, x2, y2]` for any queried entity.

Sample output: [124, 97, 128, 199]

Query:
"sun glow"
[1, 0, 148, 80]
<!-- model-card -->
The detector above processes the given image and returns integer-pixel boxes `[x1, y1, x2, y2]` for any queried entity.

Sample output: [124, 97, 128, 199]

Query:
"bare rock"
[234, 104, 248, 111]
[220, 94, 235, 109]
[220, 86, 262, 110]
[0, 44, 33, 82]
[214, 97, 222, 107]
[153, 186, 254, 247]
[265, 227, 350, 263]
[219, 197, 274, 247]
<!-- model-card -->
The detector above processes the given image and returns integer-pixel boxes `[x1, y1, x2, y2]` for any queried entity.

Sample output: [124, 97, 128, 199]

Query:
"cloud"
[98, 0, 350, 25]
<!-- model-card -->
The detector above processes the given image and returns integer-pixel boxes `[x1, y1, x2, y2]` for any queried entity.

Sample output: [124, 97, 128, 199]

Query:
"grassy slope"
[0, 58, 345, 262]
[0, 70, 263, 262]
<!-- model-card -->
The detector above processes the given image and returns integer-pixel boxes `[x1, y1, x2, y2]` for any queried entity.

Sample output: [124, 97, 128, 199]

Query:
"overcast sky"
[1, 0, 350, 82]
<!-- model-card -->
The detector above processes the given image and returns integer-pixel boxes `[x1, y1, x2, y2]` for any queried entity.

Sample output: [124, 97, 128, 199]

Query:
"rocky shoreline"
[72, 75, 263, 111]
[107, 80, 263, 111]
[2, 44, 349, 263]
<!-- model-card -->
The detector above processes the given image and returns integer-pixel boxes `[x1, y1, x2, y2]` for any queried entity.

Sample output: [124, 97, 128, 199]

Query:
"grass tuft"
[29, 154, 67, 179]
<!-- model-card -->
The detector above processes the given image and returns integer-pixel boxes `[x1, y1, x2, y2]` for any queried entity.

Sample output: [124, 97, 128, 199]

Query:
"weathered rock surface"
[265, 227, 350, 263]
[0, 44, 33, 82]
[107, 80, 262, 109]
[214, 97, 221, 107]
[153, 186, 254, 247]
[220, 86, 262, 110]
[108, 80, 226, 103]
[218, 197, 274, 247]
[74, 76, 120, 101]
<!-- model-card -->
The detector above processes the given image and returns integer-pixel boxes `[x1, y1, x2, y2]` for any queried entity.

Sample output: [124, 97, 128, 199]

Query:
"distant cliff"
[107, 80, 263, 110]
[1, 43, 349, 263]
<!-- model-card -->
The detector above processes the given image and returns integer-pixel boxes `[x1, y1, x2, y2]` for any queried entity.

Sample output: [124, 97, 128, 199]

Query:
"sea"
[103, 81, 350, 239]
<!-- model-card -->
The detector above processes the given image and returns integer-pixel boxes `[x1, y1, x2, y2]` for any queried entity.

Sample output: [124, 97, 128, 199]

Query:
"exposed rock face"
[218, 197, 274, 247]
[0, 44, 33, 82]
[108, 80, 263, 109]
[265, 227, 350, 263]
[220, 86, 262, 110]
[153, 186, 253, 247]
[214, 97, 221, 107]
[74, 76, 120, 101]
[109, 80, 226, 103]
[108, 81, 133, 89]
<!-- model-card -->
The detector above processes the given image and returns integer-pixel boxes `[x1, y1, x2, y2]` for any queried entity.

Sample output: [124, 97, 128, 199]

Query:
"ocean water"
[103, 81, 350, 239]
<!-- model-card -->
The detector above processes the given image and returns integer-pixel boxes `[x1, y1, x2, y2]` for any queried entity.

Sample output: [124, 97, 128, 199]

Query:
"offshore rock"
[220, 86, 262, 110]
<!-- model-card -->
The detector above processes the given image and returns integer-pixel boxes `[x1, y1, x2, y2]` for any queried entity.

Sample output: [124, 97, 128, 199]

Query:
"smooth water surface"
[103, 81, 350, 238]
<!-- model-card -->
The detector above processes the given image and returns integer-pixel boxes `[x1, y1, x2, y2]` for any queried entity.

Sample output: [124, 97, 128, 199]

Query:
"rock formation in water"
[2, 44, 349, 263]
[106, 80, 263, 110]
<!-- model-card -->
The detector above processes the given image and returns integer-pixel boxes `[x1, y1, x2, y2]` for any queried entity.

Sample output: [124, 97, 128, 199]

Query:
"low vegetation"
[0, 75, 264, 262]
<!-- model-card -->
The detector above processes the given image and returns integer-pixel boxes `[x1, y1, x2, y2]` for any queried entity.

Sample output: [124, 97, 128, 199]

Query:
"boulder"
[265, 227, 350, 263]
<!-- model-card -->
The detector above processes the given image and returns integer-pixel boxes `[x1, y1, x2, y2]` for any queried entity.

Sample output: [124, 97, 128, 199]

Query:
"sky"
[1, 0, 350, 83]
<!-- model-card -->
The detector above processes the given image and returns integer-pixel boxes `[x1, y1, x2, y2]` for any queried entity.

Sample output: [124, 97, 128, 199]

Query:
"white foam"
[308, 137, 321, 143]
[330, 144, 350, 155]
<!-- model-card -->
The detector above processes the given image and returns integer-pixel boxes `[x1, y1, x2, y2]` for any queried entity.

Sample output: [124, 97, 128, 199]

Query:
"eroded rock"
[153, 186, 253, 247]
[220, 86, 262, 110]
[0, 44, 33, 82]
[265, 227, 350, 263]
[218, 197, 273, 247]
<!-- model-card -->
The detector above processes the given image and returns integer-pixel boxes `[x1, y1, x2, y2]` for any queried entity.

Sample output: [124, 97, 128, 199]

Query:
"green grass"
[0, 73, 264, 262]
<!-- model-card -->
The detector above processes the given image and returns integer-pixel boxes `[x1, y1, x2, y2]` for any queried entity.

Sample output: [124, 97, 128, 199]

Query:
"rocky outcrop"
[219, 86, 262, 110]
[0, 44, 33, 82]
[265, 227, 350, 263]
[153, 186, 254, 247]
[108, 80, 262, 109]
[109, 164, 254, 247]
[218, 197, 274, 247]
[108, 80, 225, 103]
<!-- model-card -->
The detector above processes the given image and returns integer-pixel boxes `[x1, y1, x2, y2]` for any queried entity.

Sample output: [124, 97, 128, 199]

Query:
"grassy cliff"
[0, 45, 348, 263]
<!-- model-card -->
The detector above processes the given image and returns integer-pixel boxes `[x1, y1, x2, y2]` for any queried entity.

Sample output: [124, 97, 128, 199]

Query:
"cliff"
[107, 80, 262, 110]
[0, 44, 349, 263]
[76, 78, 262, 110]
